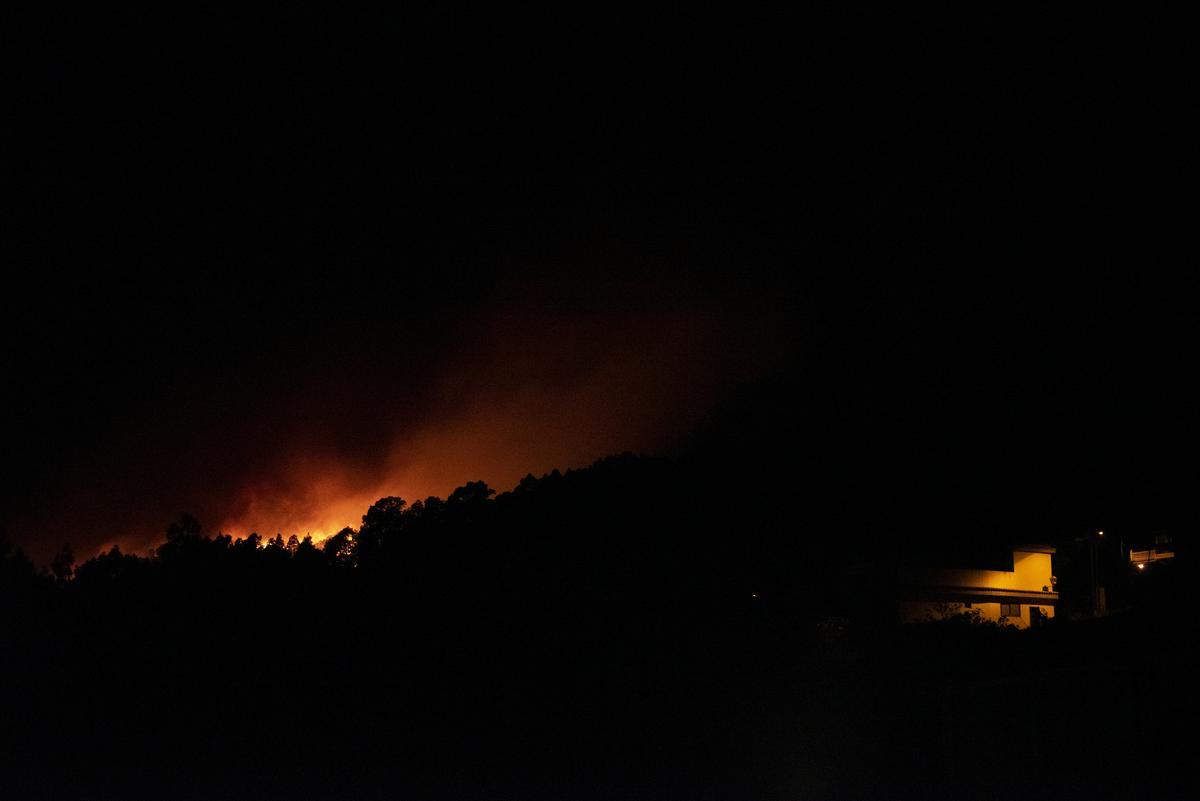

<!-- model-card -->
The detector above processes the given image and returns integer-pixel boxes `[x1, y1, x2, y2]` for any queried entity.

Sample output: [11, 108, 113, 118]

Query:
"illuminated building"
[899, 544, 1058, 628]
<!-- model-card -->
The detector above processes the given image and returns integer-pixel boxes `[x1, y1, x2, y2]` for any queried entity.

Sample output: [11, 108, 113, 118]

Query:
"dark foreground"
[2, 461, 1193, 799]
[5, 585, 1192, 799]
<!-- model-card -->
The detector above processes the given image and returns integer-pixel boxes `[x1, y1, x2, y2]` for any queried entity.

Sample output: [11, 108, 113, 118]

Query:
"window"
[1000, 602, 1021, 618]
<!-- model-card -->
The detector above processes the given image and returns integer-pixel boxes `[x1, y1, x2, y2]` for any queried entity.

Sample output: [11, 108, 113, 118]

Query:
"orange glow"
[16, 286, 785, 564]
[214, 297, 762, 545]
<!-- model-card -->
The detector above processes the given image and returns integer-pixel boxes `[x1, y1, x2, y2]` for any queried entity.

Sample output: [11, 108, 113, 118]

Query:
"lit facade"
[899, 544, 1058, 628]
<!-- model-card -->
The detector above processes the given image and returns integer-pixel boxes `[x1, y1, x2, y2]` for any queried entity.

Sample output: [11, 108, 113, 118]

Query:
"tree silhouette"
[447, 480, 494, 507]
[49, 542, 74, 582]
[356, 496, 406, 566]
[322, 527, 355, 565]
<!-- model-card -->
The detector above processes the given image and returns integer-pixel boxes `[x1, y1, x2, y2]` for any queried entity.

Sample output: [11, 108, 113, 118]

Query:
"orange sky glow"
[213, 300, 749, 544]
[17, 282, 784, 564]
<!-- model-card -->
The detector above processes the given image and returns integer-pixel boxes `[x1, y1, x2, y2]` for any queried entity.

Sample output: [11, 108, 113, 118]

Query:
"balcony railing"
[1130, 548, 1175, 564]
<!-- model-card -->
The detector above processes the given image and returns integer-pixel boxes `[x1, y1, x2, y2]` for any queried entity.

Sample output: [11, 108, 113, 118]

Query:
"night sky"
[3, 9, 1194, 563]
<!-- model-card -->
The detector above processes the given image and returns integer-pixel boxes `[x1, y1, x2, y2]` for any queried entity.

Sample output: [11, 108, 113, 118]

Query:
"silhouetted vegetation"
[1, 453, 1194, 800]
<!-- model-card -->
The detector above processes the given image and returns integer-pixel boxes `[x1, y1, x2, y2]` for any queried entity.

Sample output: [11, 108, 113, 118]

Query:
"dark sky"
[3, 9, 1195, 562]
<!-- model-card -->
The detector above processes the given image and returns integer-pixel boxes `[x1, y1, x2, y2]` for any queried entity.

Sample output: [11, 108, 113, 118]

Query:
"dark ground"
[2, 454, 1194, 800]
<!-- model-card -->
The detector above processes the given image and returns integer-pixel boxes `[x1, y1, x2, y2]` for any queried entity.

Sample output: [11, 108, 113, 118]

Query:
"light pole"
[1090, 530, 1105, 617]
